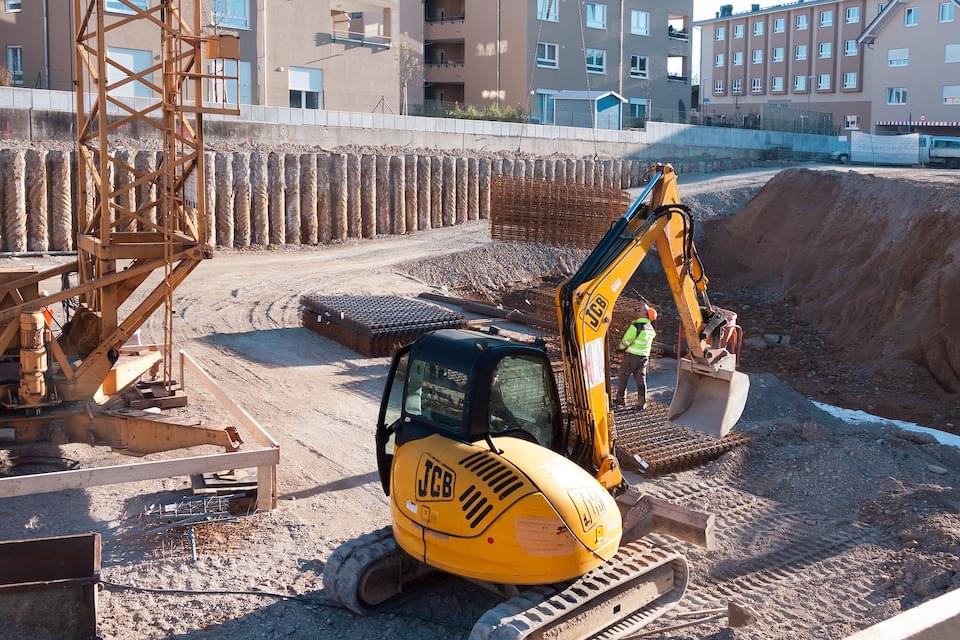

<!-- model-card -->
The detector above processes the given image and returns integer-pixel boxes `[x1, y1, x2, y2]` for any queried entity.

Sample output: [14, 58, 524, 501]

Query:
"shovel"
[668, 352, 750, 439]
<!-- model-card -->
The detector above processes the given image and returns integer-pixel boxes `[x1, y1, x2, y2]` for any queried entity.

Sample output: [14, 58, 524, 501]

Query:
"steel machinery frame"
[0, 1, 278, 510]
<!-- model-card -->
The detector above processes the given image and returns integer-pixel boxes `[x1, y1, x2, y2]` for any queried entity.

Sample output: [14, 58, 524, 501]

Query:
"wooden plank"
[0, 447, 278, 499]
[181, 351, 279, 449]
[257, 464, 276, 511]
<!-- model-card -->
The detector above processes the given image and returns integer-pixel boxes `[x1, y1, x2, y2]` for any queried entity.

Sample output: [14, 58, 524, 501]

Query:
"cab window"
[405, 358, 469, 433]
[488, 356, 559, 448]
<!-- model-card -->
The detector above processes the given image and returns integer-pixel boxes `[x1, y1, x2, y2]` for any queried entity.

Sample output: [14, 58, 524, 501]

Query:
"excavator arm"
[556, 164, 749, 491]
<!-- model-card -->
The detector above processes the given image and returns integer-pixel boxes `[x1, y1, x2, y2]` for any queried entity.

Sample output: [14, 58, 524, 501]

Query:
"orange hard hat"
[645, 305, 658, 322]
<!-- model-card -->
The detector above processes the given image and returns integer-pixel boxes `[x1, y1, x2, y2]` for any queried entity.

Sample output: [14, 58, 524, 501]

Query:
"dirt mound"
[705, 168, 960, 396]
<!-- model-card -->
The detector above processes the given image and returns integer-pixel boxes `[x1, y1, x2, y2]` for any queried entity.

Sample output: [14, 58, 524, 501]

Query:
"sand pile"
[706, 168, 960, 396]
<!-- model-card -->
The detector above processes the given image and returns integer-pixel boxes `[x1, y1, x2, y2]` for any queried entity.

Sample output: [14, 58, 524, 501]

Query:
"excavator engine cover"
[668, 354, 750, 438]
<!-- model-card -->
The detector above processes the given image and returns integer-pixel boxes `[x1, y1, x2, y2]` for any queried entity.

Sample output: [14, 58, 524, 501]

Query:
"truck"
[830, 131, 960, 168]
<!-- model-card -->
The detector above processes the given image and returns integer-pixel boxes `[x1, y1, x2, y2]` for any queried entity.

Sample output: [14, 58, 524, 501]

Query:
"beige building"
[0, 0, 409, 113]
[859, 0, 960, 135]
[422, 0, 693, 126]
[697, 0, 873, 133]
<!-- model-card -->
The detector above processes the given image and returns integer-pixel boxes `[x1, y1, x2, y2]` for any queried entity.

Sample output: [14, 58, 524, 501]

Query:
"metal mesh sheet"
[490, 177, 630, 249]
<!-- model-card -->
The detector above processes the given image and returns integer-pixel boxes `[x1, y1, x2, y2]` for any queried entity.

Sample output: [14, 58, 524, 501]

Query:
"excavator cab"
[375, 329, 564, 495]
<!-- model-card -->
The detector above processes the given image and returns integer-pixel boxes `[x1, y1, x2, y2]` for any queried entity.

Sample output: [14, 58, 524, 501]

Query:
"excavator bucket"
[668, 357, 750, 438]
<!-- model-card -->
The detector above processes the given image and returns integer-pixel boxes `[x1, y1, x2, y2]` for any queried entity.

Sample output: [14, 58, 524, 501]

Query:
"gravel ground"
[2, 166, 958, 640]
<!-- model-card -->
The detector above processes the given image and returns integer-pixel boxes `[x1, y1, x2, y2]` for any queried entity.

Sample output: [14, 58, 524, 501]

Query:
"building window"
[772, 46, 784, 62]
[630, 55, 648, 78]
[732, 78, 742, 93]
[5, 46, 22, 85]
[631, 10, 650, 35]
[628, 98, 647, 124]
[887, 48, 909, 66]
[534, 90, 556, 124]
[843, 72, 857, 89]
[715, 53, 725, 67]
[208, 59, 252, 104]
[818, 73, 830, 90]
[795, 44, 807, 60]
[586, 3, 607, 29]
[845, 40, 858, 56]
[819, 10, 833, 26]
[774, 17, 785, 32]
[585, 48, 606, 73]
[796, 14, 808, 30]
[211, 0, 250, 29]
[288, 66, 323, 110]
[537, 0, 558, 22]
[944, 85, 960, 104]
[846, 6, 861, 23]
[716, 25, 726, 40]
[844, 115, 860, 130]
[753, 21, 764, 35]
[536, 42, 558, 68]
[106, 47, 153, 97]
[904, 6, 919, 26]
[886, 87, 907, 104]
[819, 42, 832, 58]
[772, 75, 784, 91]
[751, 78, 762, 92]
[941, 2, 956, 22]
[752, 49, 763, 64]
[733, 51, 744, 65]
[105, 0, 148, 14]
[947, 44, 960, 63]
[4, 0, 21, 11]
[734, 24, 744, 38]
[714, 79, 724, 94]
[794, 74, 807, 91]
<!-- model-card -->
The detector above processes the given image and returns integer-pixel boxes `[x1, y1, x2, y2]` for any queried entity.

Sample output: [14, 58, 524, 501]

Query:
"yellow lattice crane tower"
[0, 1, 242, 455]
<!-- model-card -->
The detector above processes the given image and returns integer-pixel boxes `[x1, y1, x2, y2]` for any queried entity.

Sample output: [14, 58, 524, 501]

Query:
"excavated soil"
[702, 168, 960, 431]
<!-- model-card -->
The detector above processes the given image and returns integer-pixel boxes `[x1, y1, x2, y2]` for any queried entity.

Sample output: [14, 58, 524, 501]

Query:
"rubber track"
[323, 526, 400, 615]
[469, 543, 688, 640]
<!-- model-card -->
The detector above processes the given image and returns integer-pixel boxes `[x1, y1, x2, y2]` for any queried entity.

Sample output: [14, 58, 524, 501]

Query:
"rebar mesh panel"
[490, 177, 630, 249]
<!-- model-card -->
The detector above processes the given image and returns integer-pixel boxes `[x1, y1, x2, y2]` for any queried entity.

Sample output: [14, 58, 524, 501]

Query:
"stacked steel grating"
[613, 400, 751, 476]
[490, 177, 631, 249]
[301, 295, 466, 357]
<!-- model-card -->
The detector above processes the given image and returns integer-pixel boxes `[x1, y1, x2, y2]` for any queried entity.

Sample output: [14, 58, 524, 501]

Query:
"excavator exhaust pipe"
[668, 355, 750, 439]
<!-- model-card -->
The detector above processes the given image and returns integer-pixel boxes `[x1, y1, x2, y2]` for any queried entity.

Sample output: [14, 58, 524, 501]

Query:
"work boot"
[637, 401, 647, 411]
[613, 398, 625, 408]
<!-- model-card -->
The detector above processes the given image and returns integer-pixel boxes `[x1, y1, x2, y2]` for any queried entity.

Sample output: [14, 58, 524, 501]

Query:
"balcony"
[667, 73, 690, 84]
[331, 30, 392, 48]
[668, 26, 690, 41]
[424, 60, 465, 83]
[424, 16, 465, 41]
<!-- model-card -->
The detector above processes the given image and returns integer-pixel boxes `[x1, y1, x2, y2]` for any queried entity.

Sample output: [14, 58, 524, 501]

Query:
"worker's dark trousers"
[615, 354, 649, 407]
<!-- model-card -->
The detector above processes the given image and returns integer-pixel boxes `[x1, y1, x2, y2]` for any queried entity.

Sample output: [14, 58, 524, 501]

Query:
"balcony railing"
[668, 27, 690, 41]
[667, 73, 689, 83]
[331, 30, 392, 48]
[425, 59, 465, 67]
[425, 15, 465, 23]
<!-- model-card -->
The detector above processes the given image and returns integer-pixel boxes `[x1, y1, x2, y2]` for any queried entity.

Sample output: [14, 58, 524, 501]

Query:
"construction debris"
[300, 294, 466, 356]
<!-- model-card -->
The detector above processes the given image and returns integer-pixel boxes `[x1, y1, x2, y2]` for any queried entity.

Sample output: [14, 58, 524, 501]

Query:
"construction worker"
[614, 304, 657, 410]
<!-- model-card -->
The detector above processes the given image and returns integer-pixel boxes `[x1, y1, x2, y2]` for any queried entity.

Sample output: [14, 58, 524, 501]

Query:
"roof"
[860, 0, 960, 43]
[694, 0, 839, 25]
[552, 90, 627, 103]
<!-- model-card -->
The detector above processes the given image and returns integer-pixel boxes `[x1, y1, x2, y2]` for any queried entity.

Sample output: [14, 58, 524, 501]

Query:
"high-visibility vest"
[619, 317, 656, 357]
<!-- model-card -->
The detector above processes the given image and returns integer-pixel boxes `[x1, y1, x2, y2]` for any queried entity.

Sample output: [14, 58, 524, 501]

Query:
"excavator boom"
[557, 164, 749, 488]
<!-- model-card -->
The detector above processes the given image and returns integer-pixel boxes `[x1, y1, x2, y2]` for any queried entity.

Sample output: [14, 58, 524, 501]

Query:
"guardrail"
[330, 30, 391, 48]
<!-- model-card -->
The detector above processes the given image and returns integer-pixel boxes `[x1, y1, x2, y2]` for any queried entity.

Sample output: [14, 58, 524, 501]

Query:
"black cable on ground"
[101, 579, 471, 633]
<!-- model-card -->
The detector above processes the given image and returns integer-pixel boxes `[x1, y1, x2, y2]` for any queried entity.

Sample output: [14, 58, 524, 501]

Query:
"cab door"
[376, 346, 410, 495]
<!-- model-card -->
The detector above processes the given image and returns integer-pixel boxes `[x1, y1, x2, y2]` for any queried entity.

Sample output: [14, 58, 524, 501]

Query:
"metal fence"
[627, 104, 839, 136]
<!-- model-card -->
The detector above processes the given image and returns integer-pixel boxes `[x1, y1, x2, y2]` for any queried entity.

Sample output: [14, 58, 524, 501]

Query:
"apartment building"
[859, 0, 960, 135]
[698, 0, 872, 132]
[0, 0, 409, 113]
[422, 0, 693, 127]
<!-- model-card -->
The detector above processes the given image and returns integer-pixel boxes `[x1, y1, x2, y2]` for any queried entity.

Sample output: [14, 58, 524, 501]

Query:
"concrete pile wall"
[0, 147, 766, 251]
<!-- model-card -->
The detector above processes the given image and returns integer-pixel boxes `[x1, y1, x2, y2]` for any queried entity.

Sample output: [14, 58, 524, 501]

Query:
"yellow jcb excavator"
[324, 164, 750, 639]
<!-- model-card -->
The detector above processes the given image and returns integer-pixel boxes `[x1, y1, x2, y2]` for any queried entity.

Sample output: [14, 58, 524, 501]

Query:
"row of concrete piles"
[0, 148, 650, 252]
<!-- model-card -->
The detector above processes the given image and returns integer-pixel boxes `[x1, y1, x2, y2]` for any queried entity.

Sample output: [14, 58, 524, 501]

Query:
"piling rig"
[0, 1, 242, 455]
